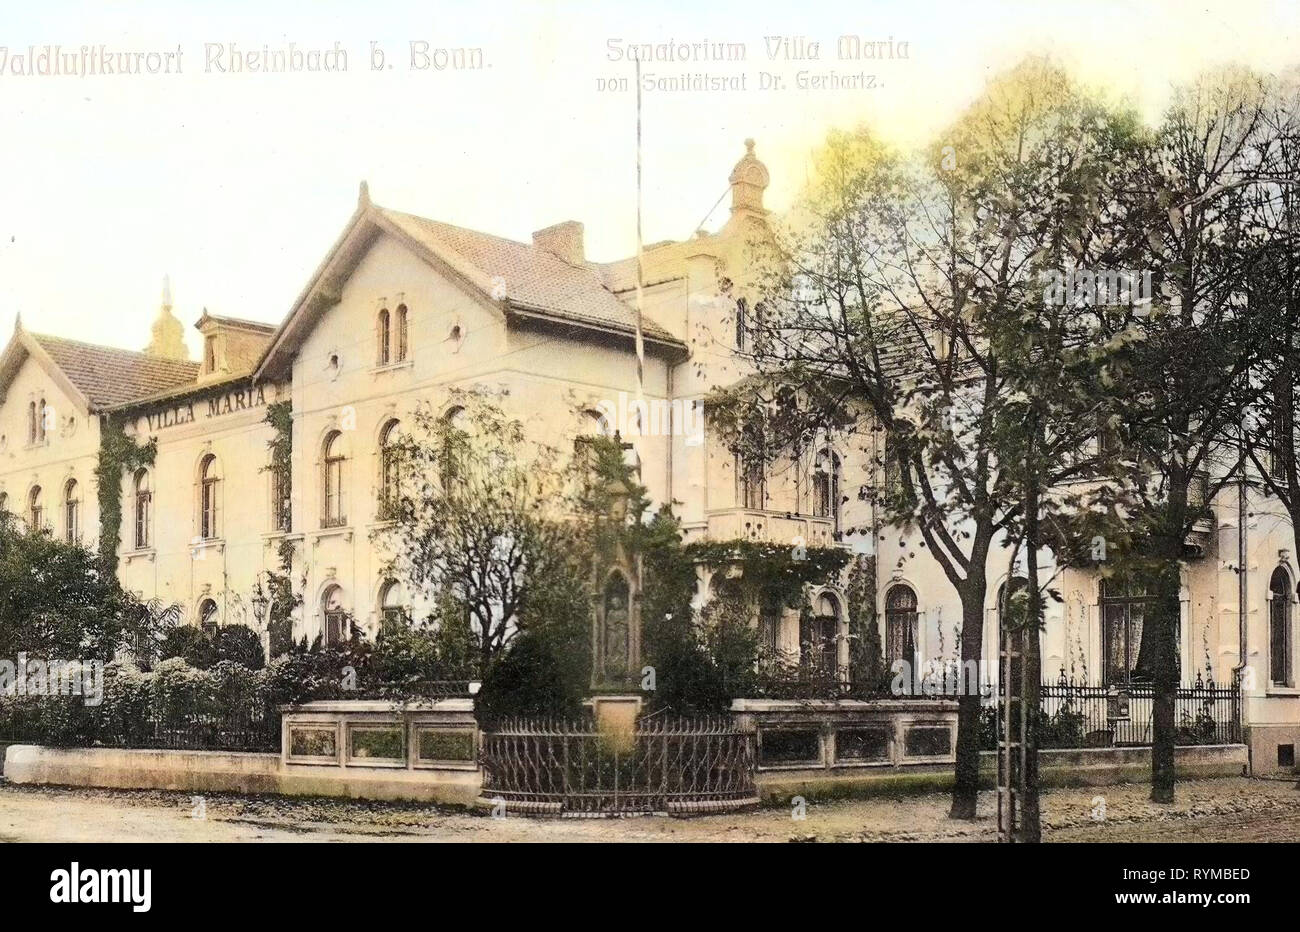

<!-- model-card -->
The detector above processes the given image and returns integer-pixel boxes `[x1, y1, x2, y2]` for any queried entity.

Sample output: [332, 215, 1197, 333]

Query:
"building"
[0, 142, 1296, 772]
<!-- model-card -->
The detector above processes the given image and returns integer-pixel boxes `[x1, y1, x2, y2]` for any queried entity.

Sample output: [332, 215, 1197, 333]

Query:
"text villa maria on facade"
[140, 385, 270, 432]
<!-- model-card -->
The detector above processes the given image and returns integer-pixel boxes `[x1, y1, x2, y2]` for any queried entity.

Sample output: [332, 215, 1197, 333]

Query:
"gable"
[0, 344, 89, 451]
[254, 191, 685, 382]
[292, 230, 508, 380]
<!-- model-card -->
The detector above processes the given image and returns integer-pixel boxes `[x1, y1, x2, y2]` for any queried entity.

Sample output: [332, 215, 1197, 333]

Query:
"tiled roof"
[379, 209, 678, 342]
[31, 334, 199, 410]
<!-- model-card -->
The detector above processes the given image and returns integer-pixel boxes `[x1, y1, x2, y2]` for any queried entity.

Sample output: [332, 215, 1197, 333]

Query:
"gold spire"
[144, 274, 190, 361]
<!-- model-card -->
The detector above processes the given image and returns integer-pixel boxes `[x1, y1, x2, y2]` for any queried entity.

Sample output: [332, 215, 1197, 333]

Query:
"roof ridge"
[30, 331, 200, 366]
[379, 208, 535, 251]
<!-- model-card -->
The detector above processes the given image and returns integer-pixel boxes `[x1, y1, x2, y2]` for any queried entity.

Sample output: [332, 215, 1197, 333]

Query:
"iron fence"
[0, 706, 280, 752]
[479, 715, 759, 815]
[754, 664, 984, 701]
[981, 672, 1242, 749]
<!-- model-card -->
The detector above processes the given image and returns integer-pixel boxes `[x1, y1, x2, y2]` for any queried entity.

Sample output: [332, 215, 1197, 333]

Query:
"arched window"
[322, 585, 348, 647]
[63, 479, 79, 543]
[600, 572, 631, 680]
[198, 598, 219, 634]
[379, 580, 405, 631]
[735, 297, 748, 350]
[885, 584, 918, 671]
[133, 468, 152, 549]
[27, 401, 36, 444]
[801, 592, 840, 676]
[321, 431, 346, 527]
[378, 419, 401, 519]
[377, 308, 391, 365]
[1270, 566, 1294, 687]
[199, 454, 221, 539]
[27, 485, 42, 531]
[395, 304, 409, 362]
[584, 408, 614, 438]
[812, 449, 842, 533]
[1100, 577, 1161, 686]
[0, 492, 8, 515]
[37, 398, 47, 442]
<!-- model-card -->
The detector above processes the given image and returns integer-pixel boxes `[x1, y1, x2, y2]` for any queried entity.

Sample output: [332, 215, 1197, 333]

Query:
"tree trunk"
[1019, 481, 1042, 842]
[949, 586, 986, 819]
[1149, 552, 1181, 803]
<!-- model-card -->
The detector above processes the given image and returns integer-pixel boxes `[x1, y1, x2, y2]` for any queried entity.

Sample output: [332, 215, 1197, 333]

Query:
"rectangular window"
[1101, 579, 1178, 686]
[1271, 596, 1293, 686]
[135, 492, 151, 548]
[322, 459, 345, 527]
[201, 479, 218, 538]
[738, 456, 765, 510]
[325, 610, 347, 647]
[270, 466, 290, 532]
[204, 335, 217, 373]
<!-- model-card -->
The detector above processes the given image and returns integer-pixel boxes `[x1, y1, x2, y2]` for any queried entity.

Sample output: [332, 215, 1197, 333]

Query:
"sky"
[0, 0, 1298, 357]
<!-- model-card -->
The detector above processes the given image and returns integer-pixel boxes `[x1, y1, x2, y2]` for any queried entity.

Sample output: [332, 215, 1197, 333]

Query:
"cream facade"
[1, 142, 1298, 771]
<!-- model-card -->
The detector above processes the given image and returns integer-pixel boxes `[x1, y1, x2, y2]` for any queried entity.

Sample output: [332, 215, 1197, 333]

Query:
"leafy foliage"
[380, 390, 594, 676]
[0, 512, 169, 660]
[94, 416, 156, 572]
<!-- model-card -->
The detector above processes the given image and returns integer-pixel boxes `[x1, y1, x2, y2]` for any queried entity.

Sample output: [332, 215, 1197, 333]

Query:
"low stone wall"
[4, 698, 484, 808]
[754, 744, 1250, 803]
[731, 698, 961, 773]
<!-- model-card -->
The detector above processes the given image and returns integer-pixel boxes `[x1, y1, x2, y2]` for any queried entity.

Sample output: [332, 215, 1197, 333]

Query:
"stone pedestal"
[588, 695, 643, 751]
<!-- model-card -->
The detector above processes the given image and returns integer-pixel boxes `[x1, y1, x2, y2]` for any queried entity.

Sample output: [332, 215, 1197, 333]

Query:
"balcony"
[699, 508, 836, 548]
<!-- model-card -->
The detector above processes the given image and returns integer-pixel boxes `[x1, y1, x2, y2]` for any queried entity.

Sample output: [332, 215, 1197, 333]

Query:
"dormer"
[194, 310, 276, 382]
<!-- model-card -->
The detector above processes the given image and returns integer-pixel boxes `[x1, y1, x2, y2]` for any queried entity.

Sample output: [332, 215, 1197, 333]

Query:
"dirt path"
[0, 777, 1296, 842]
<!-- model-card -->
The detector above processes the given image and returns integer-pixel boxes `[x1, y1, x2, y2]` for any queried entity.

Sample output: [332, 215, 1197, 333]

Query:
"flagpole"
[634, 56, 646, 402]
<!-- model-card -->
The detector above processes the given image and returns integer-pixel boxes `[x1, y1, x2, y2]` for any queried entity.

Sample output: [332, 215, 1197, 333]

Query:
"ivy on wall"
[264, 400, 292, 528]
[95, 416, 157, 571]
[261, 401, 296, 656]
[845, 553, 887, 690]
[683, 538, 850, 607]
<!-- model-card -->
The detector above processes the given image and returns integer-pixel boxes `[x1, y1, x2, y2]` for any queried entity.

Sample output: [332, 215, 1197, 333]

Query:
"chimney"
[532, 221, 585, 266]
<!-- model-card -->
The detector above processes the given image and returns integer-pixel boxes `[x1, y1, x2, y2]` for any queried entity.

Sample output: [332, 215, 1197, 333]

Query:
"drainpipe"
[665, 363, 673, 510]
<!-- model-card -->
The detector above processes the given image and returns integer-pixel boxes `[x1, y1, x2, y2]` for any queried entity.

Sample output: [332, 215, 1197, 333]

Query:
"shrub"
[475, 630, 586, 727]
[642, 596, 759, 715]
[212, 625, 265, 669]
[159, 626, 217, 669]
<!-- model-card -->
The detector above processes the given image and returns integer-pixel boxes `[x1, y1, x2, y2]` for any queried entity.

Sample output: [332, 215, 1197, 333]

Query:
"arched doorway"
[801, 591, 841, 677]
[885, 584, 918, 673]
